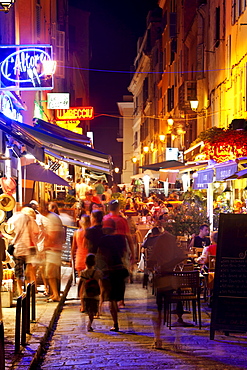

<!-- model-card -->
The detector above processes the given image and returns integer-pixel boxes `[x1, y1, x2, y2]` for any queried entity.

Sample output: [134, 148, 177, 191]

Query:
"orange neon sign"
[56, 106, 94, 120]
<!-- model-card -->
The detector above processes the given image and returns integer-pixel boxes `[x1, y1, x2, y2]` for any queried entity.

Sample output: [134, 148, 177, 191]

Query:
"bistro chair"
[165, 270, 202, 330]
[204, 254, 216, 303]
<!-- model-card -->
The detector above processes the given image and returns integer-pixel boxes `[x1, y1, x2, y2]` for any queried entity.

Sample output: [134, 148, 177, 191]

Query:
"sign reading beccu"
[0, 44, 54, 91]
[56, 107, 94, 120]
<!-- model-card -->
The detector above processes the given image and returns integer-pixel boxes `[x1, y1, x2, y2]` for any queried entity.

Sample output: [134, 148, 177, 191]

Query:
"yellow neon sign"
[56, 106, 94, 120]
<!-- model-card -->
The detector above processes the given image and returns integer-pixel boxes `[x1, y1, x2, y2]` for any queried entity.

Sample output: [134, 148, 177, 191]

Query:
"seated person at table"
[188, 224, 210, 249]
[196, 231, 218, 265]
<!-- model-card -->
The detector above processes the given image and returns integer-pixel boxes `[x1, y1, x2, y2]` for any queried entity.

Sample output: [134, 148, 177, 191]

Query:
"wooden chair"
[165, 270, 202, 329]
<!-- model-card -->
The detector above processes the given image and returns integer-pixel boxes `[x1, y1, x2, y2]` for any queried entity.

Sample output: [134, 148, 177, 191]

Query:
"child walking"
[80, 253, 102, 332]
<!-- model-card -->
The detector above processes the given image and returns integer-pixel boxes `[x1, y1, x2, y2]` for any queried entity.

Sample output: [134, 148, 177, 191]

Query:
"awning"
[34, 118, 91, 145]
[21, 162, 70, 186]
[140, 160, 185, 171]
[226, 168, 247, 179]
[215, 161, 238, 181]
[196, 168, 214, 184]
[15, 121, 112, 174]
[130, 170, 159, 180]
[192, 168, 214, 189]
[0, 112, 44, 162]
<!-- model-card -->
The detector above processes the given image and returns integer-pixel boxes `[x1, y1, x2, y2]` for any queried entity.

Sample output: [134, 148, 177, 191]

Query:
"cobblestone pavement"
[37, 279, 247, 370]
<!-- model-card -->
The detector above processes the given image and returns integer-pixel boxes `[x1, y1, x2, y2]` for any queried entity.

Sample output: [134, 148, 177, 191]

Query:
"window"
[215, 7, 220, 48]
[133, 132, 138, 150]
[143, 78, 149, 105]
[163, 48, 167, 70]
[170, 38, 177, 64]
[36, 2, 41, 39]
[197, 43, 204, 79]
[169, 13, 177, 38]
[167, 86, 174, 111]
[56, 31, 65, 78]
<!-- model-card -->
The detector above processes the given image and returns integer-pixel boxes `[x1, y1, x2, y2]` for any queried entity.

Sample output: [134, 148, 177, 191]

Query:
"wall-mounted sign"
[0, 45, 54, 91]
[0, 92, 23, 123]
[166, 147, 183, 162]
[55, 107, 94, 120]
[47, 93, 69, 109]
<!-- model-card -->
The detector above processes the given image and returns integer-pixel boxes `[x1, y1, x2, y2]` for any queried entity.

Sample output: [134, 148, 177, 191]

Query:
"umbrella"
[21, 163, 70, 186]
[130, 170, 159, 180]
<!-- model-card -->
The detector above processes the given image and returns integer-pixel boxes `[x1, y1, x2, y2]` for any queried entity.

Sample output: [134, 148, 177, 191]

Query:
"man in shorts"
[44, 203, 65, 302]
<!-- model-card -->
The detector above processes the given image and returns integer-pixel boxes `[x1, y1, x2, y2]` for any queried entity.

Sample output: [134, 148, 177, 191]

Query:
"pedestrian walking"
[147, 229, 185, 349]
[71, 214, 91, 311]
[7, 207, 39, 295]
[44, 202, 66, 302]
[97, 218, 129, 332]
[80, 253, 102, 332]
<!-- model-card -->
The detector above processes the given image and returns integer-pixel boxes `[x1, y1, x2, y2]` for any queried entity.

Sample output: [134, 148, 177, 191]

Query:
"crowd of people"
[1, 176, 219, 343]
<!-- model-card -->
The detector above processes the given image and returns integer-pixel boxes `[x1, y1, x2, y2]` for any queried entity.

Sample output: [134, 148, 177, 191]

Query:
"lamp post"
[190, 100, 199, 111]
[0, 0, 15, 13]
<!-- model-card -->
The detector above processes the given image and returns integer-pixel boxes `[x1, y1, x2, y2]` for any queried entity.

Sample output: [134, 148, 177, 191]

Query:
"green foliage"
[163, 202, 209, 237]
[64, 195, 77, 205]
[191, 127, 225, 146]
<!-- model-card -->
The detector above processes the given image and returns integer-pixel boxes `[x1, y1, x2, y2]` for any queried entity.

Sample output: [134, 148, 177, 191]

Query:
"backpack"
[82, 270, 100, 298]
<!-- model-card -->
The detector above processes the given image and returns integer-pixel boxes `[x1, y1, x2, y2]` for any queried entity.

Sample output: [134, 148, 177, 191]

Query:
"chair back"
[172, 270, 200, 289]
[208, 255, 216, 272]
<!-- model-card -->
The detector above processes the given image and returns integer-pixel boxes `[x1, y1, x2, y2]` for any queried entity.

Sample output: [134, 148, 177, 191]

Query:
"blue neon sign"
[0, 44, 54, 91]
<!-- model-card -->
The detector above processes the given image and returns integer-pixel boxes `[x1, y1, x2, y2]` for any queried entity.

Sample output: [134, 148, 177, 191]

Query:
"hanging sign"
[0, 92, 23, 122]
[0, 44, 54, 91]
[55, 107, 94, 120]
[47, 93, 70, 109]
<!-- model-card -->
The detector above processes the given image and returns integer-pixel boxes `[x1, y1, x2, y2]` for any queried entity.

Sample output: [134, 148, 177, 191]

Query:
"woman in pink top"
[71, 214, 90, 311]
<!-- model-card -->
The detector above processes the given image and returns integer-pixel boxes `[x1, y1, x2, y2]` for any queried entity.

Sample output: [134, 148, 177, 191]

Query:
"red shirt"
[103, 213, 130, 235]
[207, 244, 217, 255]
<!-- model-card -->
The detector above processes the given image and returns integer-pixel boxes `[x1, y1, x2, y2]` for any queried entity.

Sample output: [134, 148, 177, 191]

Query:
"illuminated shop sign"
[0, 45, 54, 91]
[55, 107, 94, 120]
[0, 92, 23, 123]
[47, 93, 70, 109]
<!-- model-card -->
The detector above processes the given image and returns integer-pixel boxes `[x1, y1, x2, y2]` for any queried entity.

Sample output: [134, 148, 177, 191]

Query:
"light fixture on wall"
[223, 186, 232, 193]
[143, 146, 149, 153]
[0, 0, 15, 13]
[159, 133, 165, 142]
[114, 167, 120, 173]
[167, 115, 174, 126]
[190, 100, 199, 111]
[132, 157, 137, 163]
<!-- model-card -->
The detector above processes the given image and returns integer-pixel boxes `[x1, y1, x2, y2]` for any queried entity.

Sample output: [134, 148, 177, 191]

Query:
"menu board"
[62, 226, 77, 262]
[210, 213, 247, 339]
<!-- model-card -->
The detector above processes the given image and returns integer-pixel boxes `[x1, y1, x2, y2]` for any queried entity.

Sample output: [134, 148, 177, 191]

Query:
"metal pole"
[31, 282, 36, 322]
[15, 296, 22, 353]
[26, 284, 31, 334]
[0, 321, 5, 370]
[21, 295, 27, 346]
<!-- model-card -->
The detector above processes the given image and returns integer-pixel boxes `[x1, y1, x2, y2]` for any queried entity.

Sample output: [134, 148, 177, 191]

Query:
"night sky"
[70, 0, 158, 174]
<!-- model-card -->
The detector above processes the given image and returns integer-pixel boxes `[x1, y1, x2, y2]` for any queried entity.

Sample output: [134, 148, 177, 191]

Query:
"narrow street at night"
[36, 276, 247, 370]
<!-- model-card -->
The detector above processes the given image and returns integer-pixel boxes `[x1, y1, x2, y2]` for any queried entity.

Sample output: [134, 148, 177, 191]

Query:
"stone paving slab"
[3, 266, 73, 370]
[36, 281, 247, 370]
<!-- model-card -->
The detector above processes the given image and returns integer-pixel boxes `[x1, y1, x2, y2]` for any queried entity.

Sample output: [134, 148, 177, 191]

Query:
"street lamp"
[143, 146, 149, 153]
[159, 133, 165, 142]
[0, 0, 15, 13]
[167, 115, 174, 126]
[190, 100, 199, 111]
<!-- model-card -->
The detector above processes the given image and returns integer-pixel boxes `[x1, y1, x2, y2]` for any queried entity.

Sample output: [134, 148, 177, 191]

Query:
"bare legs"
[109, 300, 119, 331]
